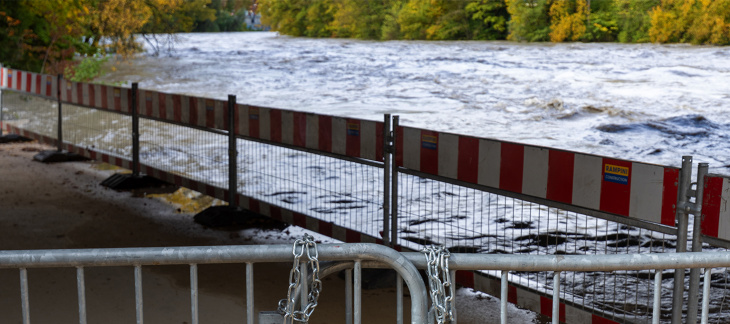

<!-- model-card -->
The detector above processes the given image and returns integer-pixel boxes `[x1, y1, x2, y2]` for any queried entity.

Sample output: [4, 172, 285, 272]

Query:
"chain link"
[423, 245, 454, 324]
[278, 234, 322, 323]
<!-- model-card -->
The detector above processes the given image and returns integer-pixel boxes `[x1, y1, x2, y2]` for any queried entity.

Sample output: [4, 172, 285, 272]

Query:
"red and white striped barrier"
[456, 271, 619, 324]
[58, 81, 132, 114]
[702, 175, 730, 240]
[396, 126, 679, 226]
[136, 90, 230, 131]
[0, 68, 57, 98]
[236, 105, 384, 161]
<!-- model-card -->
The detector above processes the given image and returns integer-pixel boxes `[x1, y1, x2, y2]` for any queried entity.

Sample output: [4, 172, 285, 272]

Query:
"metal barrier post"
[0, 63, 4, 136]
[687, 162, 709, 323]
[672, 156, 693, 324]
[391, 116, 400, 246]
[131, 83, 139, 176]
[57, 74, 63, 152]
[228, 95, 237, 205]
[383, 114, 392, 246]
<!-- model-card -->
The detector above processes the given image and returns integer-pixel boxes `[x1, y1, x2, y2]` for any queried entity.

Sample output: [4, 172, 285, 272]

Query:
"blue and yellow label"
[46, 76, 53, 85]
[66, 83, 72, 90]
[114, 89, 121, 97]
[347, 122, 360, 136]
[145, 94, 153, 101]
[249, 107, 259, 120]
[421, 134, 437, 150]
[205, 99, 214, 111]
[604, 164, 629, 185]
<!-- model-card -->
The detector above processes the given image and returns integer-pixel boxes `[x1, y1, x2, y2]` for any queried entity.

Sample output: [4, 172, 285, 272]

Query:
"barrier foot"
[33, 150, 88, 163]
[0, 134, 32, 144]
[194, 206, 287, 231]
[100, 173, 174, 192]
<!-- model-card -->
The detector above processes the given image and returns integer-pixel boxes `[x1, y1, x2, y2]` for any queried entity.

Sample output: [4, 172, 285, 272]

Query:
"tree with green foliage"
[505, 0, 552, 41]
[465, 0, 509, 40]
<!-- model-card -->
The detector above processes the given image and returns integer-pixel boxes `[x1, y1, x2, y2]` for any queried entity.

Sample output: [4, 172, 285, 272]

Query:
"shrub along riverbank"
[258, 0, 730, 45]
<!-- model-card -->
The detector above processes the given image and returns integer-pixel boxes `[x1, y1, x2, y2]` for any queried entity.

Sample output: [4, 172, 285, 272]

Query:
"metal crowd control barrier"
[2, 65, 729, 324]
[0, 243, 428, 324]
[2, 243, 730, 324]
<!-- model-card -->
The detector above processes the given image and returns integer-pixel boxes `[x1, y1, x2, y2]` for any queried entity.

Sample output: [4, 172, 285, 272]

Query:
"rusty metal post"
[228, 95, 237, 206]
[131, 83, 139, 176]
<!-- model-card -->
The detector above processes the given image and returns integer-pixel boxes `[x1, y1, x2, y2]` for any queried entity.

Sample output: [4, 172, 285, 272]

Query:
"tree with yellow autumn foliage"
[549, 0, 588, 42]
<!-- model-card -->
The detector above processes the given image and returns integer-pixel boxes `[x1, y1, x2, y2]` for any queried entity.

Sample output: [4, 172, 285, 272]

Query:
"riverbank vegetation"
[259, 0, 730, 45]
[0, 0, 255, 77]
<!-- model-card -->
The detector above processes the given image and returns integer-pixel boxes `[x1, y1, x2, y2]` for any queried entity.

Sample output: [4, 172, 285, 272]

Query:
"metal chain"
[278, 234, 322, 323]
[423, 245, 454, 324]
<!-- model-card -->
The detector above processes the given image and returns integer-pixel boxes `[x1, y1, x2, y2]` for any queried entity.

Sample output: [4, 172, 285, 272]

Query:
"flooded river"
[97, 32, 730, 175]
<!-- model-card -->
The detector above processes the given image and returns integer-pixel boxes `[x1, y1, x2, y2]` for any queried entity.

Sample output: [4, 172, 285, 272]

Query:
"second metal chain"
[279, 234, 322, 323]
[423, 245, 454, 324]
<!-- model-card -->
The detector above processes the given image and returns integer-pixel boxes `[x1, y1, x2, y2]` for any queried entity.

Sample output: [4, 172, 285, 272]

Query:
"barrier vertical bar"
[501, 271, 508, 324]
[135, 265, 144, 324]
[228, 95, 237, 206]
[687, 162, 709, 323]
[391, 116, 400, 246]
[701, 268, 711, 324]
[553, 272, 560, 324]
[383, 114, 392, 246]
[354, 261, 362, 324]
[397, 274, 403, 324]
[346, 269, 353, 324]
[20, 268, 30, 324]
[672, 156, 693, 324]
[131, 83, 139, 176]
[653, 271, 662, 324]
[246, 262, 254, 324]
[57, 74, 63, 152]
[190, 264, 199, 324]
[77, 266, 87, 324]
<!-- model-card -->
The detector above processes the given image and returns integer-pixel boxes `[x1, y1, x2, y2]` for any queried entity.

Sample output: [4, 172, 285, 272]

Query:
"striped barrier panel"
[701, 174, 730, 241]
[455, 271, 620, 324]
[395, 126, 680, 227]
[236, 104, 385, 162]
[136, 89, 229, 131]
[59, 80, 132, 114]
[0, 68, 58, 98]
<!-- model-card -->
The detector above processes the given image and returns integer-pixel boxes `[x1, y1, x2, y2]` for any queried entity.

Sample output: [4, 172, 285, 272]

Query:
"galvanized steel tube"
[354, 261, 362, 324]
[673, 156, 693, 324]
[246, 263, 254, 324]
[77, 266, 87, 324]
[346, 269, 353, 324]
[190, 264, 198, 324]
[701, 268, 711, 324]
[553, 272, 560, 324]
[653, 271, 662, 324]
[688, 162, 709, 323]
[135, 265, 143, 324]
[500, 271, 508, 324]
[20, 268, 30, 324]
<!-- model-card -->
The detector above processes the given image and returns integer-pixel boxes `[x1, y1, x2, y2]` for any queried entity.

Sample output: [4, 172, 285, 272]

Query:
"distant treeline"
[258, 0, 730, 44]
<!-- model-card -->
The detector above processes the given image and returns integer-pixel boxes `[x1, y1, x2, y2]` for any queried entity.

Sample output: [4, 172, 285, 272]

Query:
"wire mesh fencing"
[394, 171, 692, 323]
[2, 90, 58, 140]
